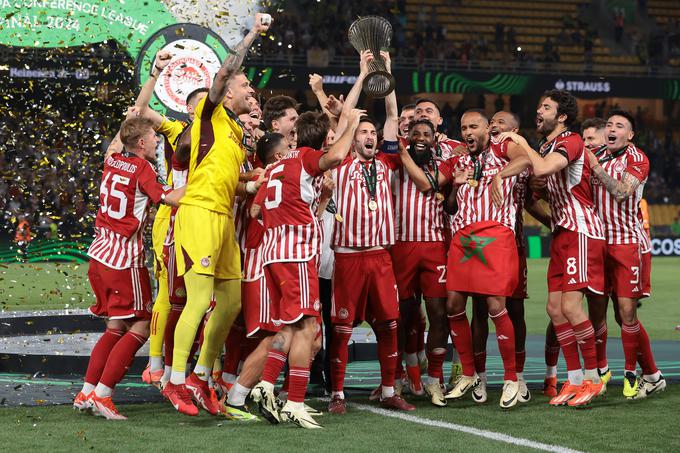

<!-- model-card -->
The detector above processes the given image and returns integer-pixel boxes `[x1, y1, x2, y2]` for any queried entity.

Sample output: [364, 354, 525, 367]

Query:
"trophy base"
[363, 71, 396, 98]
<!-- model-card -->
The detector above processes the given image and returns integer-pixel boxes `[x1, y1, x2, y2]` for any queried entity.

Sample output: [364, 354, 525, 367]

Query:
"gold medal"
[368, 200, 378, 211]
[467, 179, 478, 188]
[335, 213, 344, 223]
[435, 192, 445, 201]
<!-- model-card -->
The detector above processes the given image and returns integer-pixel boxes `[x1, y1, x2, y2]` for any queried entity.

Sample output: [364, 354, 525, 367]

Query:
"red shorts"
[332, 249, 399, 324]
[446, 221, 518, 297]
[264, 258, 321, 325]
[510, 246, 528, 300]
[165, 243, 187, 306]
[390, 241, 447, 299]
[604, 243, 644, 299]
[88, 259, 152, 320]
[641, 251, 651, 297]
[242, 276, 279, 337]
[547, 228, 605, 294]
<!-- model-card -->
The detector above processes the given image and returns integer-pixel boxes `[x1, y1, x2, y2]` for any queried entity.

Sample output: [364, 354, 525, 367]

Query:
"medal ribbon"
[598, 145, 627, 164]
[422, 159, 440, 194]
[361, 159, 377, 201]
[470, 150, 486, 182]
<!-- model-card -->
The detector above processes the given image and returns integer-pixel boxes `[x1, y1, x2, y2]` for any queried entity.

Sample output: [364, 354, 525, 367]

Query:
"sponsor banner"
[242, 65, 680, 100]
[650, 237, 680, 256]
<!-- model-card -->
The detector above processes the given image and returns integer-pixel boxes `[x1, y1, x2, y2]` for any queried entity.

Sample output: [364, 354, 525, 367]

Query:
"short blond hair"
[120, 117, 154, 149]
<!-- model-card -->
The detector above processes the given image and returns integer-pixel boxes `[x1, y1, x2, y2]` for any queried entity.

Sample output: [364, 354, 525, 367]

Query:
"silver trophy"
[348, 16, 396, 98]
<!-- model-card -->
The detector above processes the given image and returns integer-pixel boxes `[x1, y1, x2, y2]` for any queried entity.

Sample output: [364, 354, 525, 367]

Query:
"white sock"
[516, 372, 524, 381]
[193, 364, 211, 381]
[643, 371, 661, 382]
[227, 382, 251, 407]
[285, 400, 304, 411]
[598, 366, 609, 374]
[452, 349, 460, 363]
[222, 372, 237, 384]
[417, 349, 426, 363]
[94, 383, 113, 398]
[567, 369, 584, 385]
[278, 390, 288, 402]
[81, 382, 95, 395]
[170, 370, 186, 385]
[478, 371, 487, 382]
[584, 369, 601, 383]
[150, 356, 163, 372]
[381, 385, 395, 399]
[331, 390, 345, 400]
[162, 365, 172, 383]
[546, 366, 557, 378]
[405, 352, 418, 367]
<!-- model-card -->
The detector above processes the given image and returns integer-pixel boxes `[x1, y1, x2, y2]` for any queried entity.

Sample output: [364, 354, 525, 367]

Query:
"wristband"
[245, 181, 258, 194]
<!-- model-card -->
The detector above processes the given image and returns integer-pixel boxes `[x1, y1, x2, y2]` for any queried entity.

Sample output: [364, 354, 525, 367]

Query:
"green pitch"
[2, 258, 679, 340]
[1, 388, 678, 452]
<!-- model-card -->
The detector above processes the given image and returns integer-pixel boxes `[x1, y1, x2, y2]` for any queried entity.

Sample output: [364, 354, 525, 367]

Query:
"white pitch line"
[340, 400, 585, 453]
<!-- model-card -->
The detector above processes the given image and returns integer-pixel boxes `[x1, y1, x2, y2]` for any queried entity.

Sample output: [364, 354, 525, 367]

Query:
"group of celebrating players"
[71, 13, 666, 429]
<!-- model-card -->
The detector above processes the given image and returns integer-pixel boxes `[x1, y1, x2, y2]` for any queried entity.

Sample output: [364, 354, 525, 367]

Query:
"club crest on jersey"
[338, 308, 349, 320]
[613, 161, 626, 173]
[313, 299, 321, 312]
[200, 257, 211, 268]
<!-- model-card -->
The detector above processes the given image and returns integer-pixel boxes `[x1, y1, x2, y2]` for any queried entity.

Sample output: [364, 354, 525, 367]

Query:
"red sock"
[515, 350, 526, 374]
[287, 366, 310, 403]
[637, 322, 658, 375]
[261, 350, 287, 385]
[374, 320, 398, 388]
[281, 373, 290, 392]
[330, 324, 352, 392]
[426, 349, 446, 380]
[164, 306, 182, 367]
[473, 351, 486, 374]
[448, 312, 474, 376]
[99, 331, 147, 389]
[84, 328, 124, 385]
[572, 320, 597, 371]
[545, 345, 560, 367]
[621, 321, 641, 372]
[554, 322, 581, 372]
[490, 309, 517, 381]
[594, 322, 608, 370]
[223, 324, 244, 375]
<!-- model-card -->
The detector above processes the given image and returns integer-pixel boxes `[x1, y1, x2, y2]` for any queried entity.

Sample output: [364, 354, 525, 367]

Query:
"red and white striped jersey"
[88, 152, 171, 269]
[513, 169, 530, 248]
[392, 160, 447, 242]
[242, 196, 266, 281]
[234, 158, 255, 253]
[592, 144, 649, 245]
[440, 139, 519, 233]
[540, 131, 604, 239]
[638, 211, 652, 253]
[332, 154, 400, 248]
[163, 154, 189, 247]
[257, 147, 325, 264]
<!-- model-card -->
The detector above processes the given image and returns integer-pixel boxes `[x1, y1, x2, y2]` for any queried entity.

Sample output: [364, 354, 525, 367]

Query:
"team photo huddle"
[73, 12, 666, 430]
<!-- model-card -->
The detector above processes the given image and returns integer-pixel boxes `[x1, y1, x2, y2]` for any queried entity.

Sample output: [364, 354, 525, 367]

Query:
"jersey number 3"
[100, 173, 130, 220]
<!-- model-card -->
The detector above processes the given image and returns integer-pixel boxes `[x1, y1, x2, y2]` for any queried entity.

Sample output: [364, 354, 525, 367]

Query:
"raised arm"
[381, 51, 398, 143]
[586, 148, 642, 202]
[319, 108, 365, 171]
[497, 132, 567, 178]
[309, 73, 339, 131]
[335, 50, 371, 137]
[135, 51, 173, 128]
[209, 13, 272, 105]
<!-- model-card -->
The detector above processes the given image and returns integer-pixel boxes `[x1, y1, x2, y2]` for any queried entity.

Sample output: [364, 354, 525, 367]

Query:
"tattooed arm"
[209, 13, 272, 105]
[591, 165, 641, 202]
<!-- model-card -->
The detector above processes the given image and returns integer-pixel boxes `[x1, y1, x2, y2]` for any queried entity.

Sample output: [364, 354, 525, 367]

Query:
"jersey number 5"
[264, 166, 284, 209]
[100, 173, 130, 220]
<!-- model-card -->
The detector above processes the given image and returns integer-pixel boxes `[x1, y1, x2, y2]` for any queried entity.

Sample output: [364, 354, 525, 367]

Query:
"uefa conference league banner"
[0, 0, 234, 120]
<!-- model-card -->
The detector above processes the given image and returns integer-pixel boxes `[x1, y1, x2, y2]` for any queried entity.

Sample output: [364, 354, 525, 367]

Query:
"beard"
[409, 144, 433, 167]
